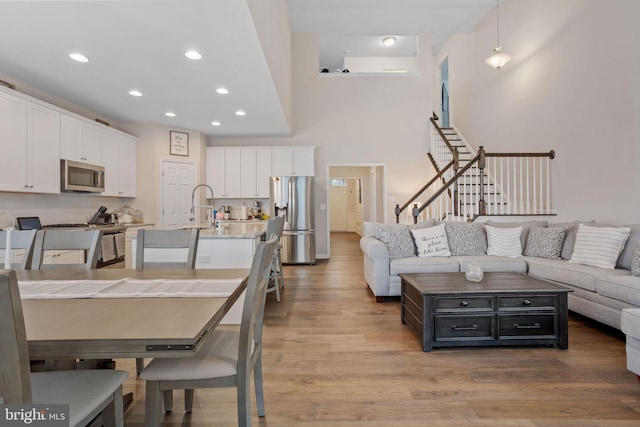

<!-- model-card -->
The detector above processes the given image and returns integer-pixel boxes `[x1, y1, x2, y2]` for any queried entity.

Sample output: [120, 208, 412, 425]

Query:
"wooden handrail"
[486, 150, 555, 159]
[430, 112, 457, 158]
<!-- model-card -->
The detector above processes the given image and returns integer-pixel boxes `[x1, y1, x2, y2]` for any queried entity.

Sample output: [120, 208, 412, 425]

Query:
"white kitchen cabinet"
[240, 148, 272, 198]
[0, 93, 61, 194]
[206, 147, 241, 198]
[271, 146, 315, 176]
[101, 130, 137, 197]
[60, 114, 101, 164]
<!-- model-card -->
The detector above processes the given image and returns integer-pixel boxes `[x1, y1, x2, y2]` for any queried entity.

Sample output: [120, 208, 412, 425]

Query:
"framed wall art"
[170, 131, 189, 156]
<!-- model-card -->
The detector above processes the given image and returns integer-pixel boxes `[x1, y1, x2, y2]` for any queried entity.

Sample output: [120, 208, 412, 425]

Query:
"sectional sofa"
[360, 219, 640, 332]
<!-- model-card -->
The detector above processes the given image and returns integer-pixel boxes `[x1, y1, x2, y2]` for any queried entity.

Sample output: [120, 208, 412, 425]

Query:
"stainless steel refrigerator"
[270, 176, 315, 264]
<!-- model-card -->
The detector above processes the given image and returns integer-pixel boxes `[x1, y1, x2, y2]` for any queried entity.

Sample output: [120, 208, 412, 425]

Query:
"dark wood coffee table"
[400, 272, 572, 351]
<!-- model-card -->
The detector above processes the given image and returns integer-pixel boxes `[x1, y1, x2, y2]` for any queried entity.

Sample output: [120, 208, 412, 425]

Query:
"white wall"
[213, 32, 436, 258]
[436, 0, 640, 224]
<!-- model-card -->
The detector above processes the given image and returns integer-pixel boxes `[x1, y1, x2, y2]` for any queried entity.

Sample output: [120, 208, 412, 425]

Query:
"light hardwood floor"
[121, 232, 640, 426]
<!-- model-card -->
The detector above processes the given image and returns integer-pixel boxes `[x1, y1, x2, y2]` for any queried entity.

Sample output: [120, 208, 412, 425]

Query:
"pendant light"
[485, 0, 511, 70]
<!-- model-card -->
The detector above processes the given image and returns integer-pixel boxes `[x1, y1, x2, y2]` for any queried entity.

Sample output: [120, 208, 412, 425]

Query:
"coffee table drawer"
[435, 315, 494, 341]
[498, 295, 557, 310]
[498, 314, 557, 338]
[435, 296, 493, 312]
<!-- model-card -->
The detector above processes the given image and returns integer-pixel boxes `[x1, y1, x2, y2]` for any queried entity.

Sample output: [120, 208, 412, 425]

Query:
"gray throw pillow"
[632, 244, 640, 277]
[617, 225, 640, 270]
[444, 222, 486, 256]
[375, 224, 415, 258]
[523, 226, 566, 259]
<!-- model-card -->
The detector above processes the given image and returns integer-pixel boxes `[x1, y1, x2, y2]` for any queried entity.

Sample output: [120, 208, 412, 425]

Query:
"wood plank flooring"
[120, 232, 640, 426]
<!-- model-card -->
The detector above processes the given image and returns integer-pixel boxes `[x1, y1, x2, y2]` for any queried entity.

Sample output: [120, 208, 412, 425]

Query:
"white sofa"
[360, 219, 640, 332]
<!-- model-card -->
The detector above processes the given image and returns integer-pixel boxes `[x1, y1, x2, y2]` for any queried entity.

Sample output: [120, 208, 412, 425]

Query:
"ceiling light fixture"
[485, 0, 511, 70]
[69, 52, 90, 63]
[216, 87, 229, 95]
[382, 36, 396, 47]
[185, 50, 202, 60]
[128, 90, 142, 97]
[165, 112, 176, 117]
[211, 121, 221, 126]
[235, 110, 246, 116]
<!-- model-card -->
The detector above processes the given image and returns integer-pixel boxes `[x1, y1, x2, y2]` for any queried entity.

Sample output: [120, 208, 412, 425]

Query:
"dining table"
[15, 268, 249, 361]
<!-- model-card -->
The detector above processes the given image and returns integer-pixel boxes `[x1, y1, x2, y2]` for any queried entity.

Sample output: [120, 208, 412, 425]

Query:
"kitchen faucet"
[190, 184, 215, 224]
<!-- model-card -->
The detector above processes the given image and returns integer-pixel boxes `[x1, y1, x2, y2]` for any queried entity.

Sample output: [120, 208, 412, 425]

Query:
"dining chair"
[134, 228, 200, 374]
[0, 270, 129, 427]
[31, 229, 102, 270]
[0, 229, 37, 269]
[140, 235, 278, 427]
[265, 216, 285, 302]
[135, 228, 200, 269]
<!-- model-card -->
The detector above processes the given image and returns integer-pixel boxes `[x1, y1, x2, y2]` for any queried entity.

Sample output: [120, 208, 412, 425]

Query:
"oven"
[42, 224, 127, 268]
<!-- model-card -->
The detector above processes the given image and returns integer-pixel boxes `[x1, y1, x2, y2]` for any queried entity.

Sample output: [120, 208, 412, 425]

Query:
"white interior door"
[162, 160, 195, 229]
[329, 183, 348, 231]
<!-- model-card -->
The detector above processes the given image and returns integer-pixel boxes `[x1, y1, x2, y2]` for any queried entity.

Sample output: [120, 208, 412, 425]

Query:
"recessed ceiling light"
[128, 90, 142, 97]
[382, 36, 397, 47]
[69, 52, 90, 63]
[235, 110, 246, 116]
[165, 112, 176, 117]
[211, 121, 221, 126]
[216, 87, 229, 95]
[185, 50, 202, 60]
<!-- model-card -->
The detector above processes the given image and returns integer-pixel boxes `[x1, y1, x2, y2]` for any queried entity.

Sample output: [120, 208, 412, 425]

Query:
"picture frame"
[170, 131, 189, 156]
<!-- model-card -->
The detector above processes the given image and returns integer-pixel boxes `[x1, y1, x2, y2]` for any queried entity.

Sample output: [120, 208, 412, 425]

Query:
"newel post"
[478, 146, 487, 216]
[395, 204, 400, 223]
[412, 204, 419, 224]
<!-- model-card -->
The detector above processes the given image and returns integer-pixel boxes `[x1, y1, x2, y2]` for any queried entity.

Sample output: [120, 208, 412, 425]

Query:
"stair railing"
[396, 146, 556, 223]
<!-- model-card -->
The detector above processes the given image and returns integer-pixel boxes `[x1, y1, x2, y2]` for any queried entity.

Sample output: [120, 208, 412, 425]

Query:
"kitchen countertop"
[189, 223, 266, 239]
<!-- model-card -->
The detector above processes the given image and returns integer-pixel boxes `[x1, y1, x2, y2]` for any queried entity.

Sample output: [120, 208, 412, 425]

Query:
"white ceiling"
[0, 0, 497, 138]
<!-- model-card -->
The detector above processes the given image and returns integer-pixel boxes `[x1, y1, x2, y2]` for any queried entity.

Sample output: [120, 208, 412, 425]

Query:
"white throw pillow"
[569, 223, 630, 269]
[411, 223, 451, 257]
[486, 225, 523, 257]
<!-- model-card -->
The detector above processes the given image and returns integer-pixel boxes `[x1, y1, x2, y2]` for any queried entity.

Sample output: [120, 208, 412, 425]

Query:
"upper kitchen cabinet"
[0, 90, 60, 194]
[101, 130, 137, 197]
[271, 146, 315, 176]
[206, 147, 241, 198]
[241, 148, 271, 198]
[60, 114, 101, 165]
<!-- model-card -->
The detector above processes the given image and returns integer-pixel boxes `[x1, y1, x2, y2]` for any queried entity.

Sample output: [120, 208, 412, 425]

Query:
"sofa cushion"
[596, 274, 640, 307]
[444, 222, 487, 256]
[486, 225, 523, 257]
[632, 244, 640, 277]
[411, 223, 451, 257]
[523, 226, 566, 259]
[389, 256, 460, 275]
[487, 220, 547, 249]
[375, 224, 415, 258]
[568, 223, 630, 269]
[526, 257, 628, 292]
[617, 225, 640, 270]
[455, 256, 527, 273]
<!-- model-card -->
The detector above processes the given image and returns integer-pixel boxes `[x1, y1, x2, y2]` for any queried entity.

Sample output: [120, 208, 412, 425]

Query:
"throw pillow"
[523, 226, 566, 259]
[568, 223, 631, 269]
[375, 224, 415, 259]
[616, 224, 640, 270]
[486, 225, 523, 257]
[444, 222, 486, 256]
[411, 223, 451, 257]
[632, 244, 640, 277]
[487, 220, 547, 250]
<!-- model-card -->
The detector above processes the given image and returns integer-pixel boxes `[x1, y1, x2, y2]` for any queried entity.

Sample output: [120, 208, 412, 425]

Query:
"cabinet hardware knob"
[460, 301, 468, 307]
[523, 299, 531, 305]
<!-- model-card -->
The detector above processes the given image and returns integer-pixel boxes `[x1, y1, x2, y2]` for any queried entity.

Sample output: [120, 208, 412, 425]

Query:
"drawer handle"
[452, 324, 478, 331]
[522, 299, 531, 306]
[460, 301, 469, 307]
[513, 323, 540, 329]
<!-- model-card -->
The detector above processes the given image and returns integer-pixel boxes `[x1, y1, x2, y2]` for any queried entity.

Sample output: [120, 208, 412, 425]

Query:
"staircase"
[395, 113, 556, 224]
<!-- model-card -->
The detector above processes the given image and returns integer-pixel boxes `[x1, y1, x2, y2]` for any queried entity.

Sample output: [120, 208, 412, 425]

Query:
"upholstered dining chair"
[135, 228, 200, 269]
[139, 235, 278, 427]
[0, 229, 37, 269]
[31, 229, 102, 270]
[0, 270, 129, 427]
[134, 228, 200, 374]
[265, 216, 285, 302]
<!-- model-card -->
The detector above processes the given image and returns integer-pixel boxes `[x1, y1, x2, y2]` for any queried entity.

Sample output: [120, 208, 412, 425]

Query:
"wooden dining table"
[15, 268, 249, 361]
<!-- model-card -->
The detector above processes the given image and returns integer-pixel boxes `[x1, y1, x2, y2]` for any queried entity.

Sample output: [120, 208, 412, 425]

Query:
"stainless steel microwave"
[60, 159, 105, 193]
